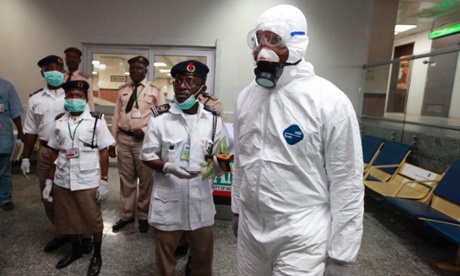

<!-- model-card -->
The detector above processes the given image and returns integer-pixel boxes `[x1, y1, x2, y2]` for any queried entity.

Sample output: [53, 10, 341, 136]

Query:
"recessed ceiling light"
[154, 62, 167, 67]
[394, 24, 417, 35]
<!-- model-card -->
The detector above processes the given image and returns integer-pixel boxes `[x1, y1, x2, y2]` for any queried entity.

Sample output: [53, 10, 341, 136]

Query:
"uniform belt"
[119, 128, 134, 137]
[40, 140, 51, 149]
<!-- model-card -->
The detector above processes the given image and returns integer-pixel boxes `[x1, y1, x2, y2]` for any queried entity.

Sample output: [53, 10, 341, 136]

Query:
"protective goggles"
[247, 21, 306, 49]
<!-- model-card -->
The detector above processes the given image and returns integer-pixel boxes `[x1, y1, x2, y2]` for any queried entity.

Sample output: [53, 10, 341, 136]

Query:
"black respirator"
[254, 60, 283, 89]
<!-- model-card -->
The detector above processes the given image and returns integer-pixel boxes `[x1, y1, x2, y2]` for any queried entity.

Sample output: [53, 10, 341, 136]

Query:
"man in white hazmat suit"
[231, 5, 364, 275]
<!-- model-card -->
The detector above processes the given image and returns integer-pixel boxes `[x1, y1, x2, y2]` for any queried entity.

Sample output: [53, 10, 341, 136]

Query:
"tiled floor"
[1, 161, 459, 275]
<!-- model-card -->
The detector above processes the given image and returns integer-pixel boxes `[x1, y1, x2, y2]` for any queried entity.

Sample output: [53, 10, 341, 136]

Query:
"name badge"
[180, 143, 190, 161]
[131, 110, 142, 118]
[66, 148, 80, 158]
[0, 104, 4, 113]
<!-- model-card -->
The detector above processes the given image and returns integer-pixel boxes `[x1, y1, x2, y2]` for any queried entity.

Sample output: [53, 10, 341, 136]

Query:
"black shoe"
[185, 256, 192, 276]
[112, 218, 134, 231]
[139, 220, 149, 233]
[87, 255, 102, 276]
[82, 238, 94, 254]
[56, 251, 82, 269]
[174, 242, 189, 257]
[44, 236, 71, 252]
[1, 202, 14, 211]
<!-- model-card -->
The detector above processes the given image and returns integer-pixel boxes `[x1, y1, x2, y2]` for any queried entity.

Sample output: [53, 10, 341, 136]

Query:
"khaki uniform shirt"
[112, 79, 165, 144]
[64, 70, 95, 111]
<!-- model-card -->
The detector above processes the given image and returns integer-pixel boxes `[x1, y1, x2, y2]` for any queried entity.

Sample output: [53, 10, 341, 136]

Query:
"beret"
[64, 47, 82, 57]
[37, 55, 64, 68]
[62, 80, 89, 93]
[171, 60, 209, 80]
[128, 56, 149, 67]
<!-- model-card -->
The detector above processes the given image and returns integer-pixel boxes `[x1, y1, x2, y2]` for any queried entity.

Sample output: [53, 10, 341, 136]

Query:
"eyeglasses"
[173, 79, 199, 88]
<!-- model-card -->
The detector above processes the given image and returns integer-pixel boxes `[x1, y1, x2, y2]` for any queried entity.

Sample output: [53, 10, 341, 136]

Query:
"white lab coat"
[140, 103, 226, 231]
[48, 108, 114, 191]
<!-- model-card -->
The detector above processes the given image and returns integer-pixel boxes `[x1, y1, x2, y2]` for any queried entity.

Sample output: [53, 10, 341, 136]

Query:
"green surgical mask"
[65, 99, 87, 112]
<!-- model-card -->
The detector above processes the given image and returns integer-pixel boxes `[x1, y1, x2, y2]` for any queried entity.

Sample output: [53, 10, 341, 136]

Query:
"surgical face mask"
[44, 71, 64, 87]
[254, 48, 283, 89]
[173, 86, 204, 110]
[65, 99, 87, 112]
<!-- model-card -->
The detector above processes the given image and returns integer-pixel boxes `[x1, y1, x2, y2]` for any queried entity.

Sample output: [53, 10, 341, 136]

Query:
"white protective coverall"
[231, 5, 364, 275]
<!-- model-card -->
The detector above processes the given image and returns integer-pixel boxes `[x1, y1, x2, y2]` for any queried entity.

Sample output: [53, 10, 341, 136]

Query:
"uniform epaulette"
[78, 72, 90, 79]
[201, 92, 218, 100]
[90, 111, 103, 119]
[118, 83, 130, 89]
[55, 113, 65, 120]
[29, 88, 44, 97]
[150, 103, 170, 117]
[203, 104, 220, 116]
[149, 82, 161, 89]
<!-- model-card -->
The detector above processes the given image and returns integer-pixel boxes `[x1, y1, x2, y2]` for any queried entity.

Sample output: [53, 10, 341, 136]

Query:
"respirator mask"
[253, 48, 283, 89]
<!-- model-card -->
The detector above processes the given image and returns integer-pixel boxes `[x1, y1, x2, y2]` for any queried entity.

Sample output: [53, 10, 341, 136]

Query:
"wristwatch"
[101, 176, 109, 181]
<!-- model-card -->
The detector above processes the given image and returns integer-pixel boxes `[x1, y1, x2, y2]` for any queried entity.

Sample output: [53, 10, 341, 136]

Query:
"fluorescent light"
[394, 24, 417, 35]
[154, 62, 167, 67]
[93, 64, 106, 70]
[92, 60, 100, 65]
[159, 69, 170, 73]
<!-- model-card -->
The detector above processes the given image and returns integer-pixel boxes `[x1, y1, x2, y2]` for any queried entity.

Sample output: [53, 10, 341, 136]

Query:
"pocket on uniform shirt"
[163, 138, 183, 162]
[79, 152, 100, 171]
[151, 188, 181, 225]
[35, 105, 49, 124]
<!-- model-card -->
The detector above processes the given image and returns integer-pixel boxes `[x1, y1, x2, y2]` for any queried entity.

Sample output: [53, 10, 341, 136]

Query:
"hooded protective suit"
[232, 5, 364, 275]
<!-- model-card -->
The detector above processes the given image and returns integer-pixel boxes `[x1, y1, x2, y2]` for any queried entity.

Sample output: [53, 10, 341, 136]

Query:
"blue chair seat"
[424, 221, 460, 245]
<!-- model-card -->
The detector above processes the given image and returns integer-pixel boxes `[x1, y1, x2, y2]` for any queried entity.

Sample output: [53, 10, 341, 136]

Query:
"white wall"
[0, 0, 373, 122]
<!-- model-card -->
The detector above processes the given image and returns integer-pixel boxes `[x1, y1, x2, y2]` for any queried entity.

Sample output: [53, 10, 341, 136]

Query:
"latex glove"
[21, 158, 30, 179]
[232, 213, 239, 238]
[42, 179, 53, 202]
[324, 259, 351, 276]
[96, 180, 108, 202]
[163, 162, 198, 179]
[108, 146, 117, 158]
[212, 156, 224, 176]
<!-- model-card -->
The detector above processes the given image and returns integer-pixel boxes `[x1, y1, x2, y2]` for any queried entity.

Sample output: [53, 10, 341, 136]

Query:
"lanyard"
[133, 85, 145, 101]
[67, 114, 83, 147]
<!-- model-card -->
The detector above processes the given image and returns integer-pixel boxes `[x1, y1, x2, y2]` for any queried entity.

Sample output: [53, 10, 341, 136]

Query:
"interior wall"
[0, 0, 373, 122]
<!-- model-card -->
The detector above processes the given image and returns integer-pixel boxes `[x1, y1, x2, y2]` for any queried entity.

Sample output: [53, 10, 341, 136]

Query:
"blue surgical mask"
[65, 99, 87, 112]
[44, 71, 64, 87]
[173, 86, 203, 110]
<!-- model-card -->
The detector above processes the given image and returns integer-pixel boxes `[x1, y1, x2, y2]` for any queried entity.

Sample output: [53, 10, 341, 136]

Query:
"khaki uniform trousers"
[154, 226, 214, 276]
[117, 132, 153, 221]
[36, 145, 54, 224]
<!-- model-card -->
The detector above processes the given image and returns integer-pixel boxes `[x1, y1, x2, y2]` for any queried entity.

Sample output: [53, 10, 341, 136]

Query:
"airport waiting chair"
[362, 135, 385, 172]
[363, 141, 411, 182]
[364, 161, 441, 204]
[423, 221, 460, 272]
[384, 160, 460, 225]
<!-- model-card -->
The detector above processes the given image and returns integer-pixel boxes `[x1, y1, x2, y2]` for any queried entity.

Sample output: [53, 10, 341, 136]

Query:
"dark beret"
[37, 55, 64, 68]
[171, 60, 209, 80]
[62, 80, 89, 94]
[128, 56, 149, 67]
[64, 47, 82, 57]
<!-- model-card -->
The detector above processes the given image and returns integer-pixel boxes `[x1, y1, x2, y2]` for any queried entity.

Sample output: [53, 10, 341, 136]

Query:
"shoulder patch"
[118, 83, 130, 89]
[78, 72, 90, 79]
[149, 82, 161, 89]
[201, 92, 218, 100]
[203, 104, 220, 116]
[150, 103, 170, 117]
[90, 111, 103, 119]
[55, 113, 65, 120]
[29, 88, 44, 97]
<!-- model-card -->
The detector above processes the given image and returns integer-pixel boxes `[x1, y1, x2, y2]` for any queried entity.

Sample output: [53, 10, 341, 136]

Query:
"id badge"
[0, 104, 4, 113]
[180, 143, 190, 161]
[66, 148, 80, 158]
[131, 110, 141, 118]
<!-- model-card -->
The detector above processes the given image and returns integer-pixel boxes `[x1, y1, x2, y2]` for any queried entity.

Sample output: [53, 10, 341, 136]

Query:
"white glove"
[42, 179, 53, 202]
[96, 180, 108, 202]
[163, 162, 198, 179]
[212, 156, 224, 176]
[21, 158, 30, 179]
[324, 259, 351, 276]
